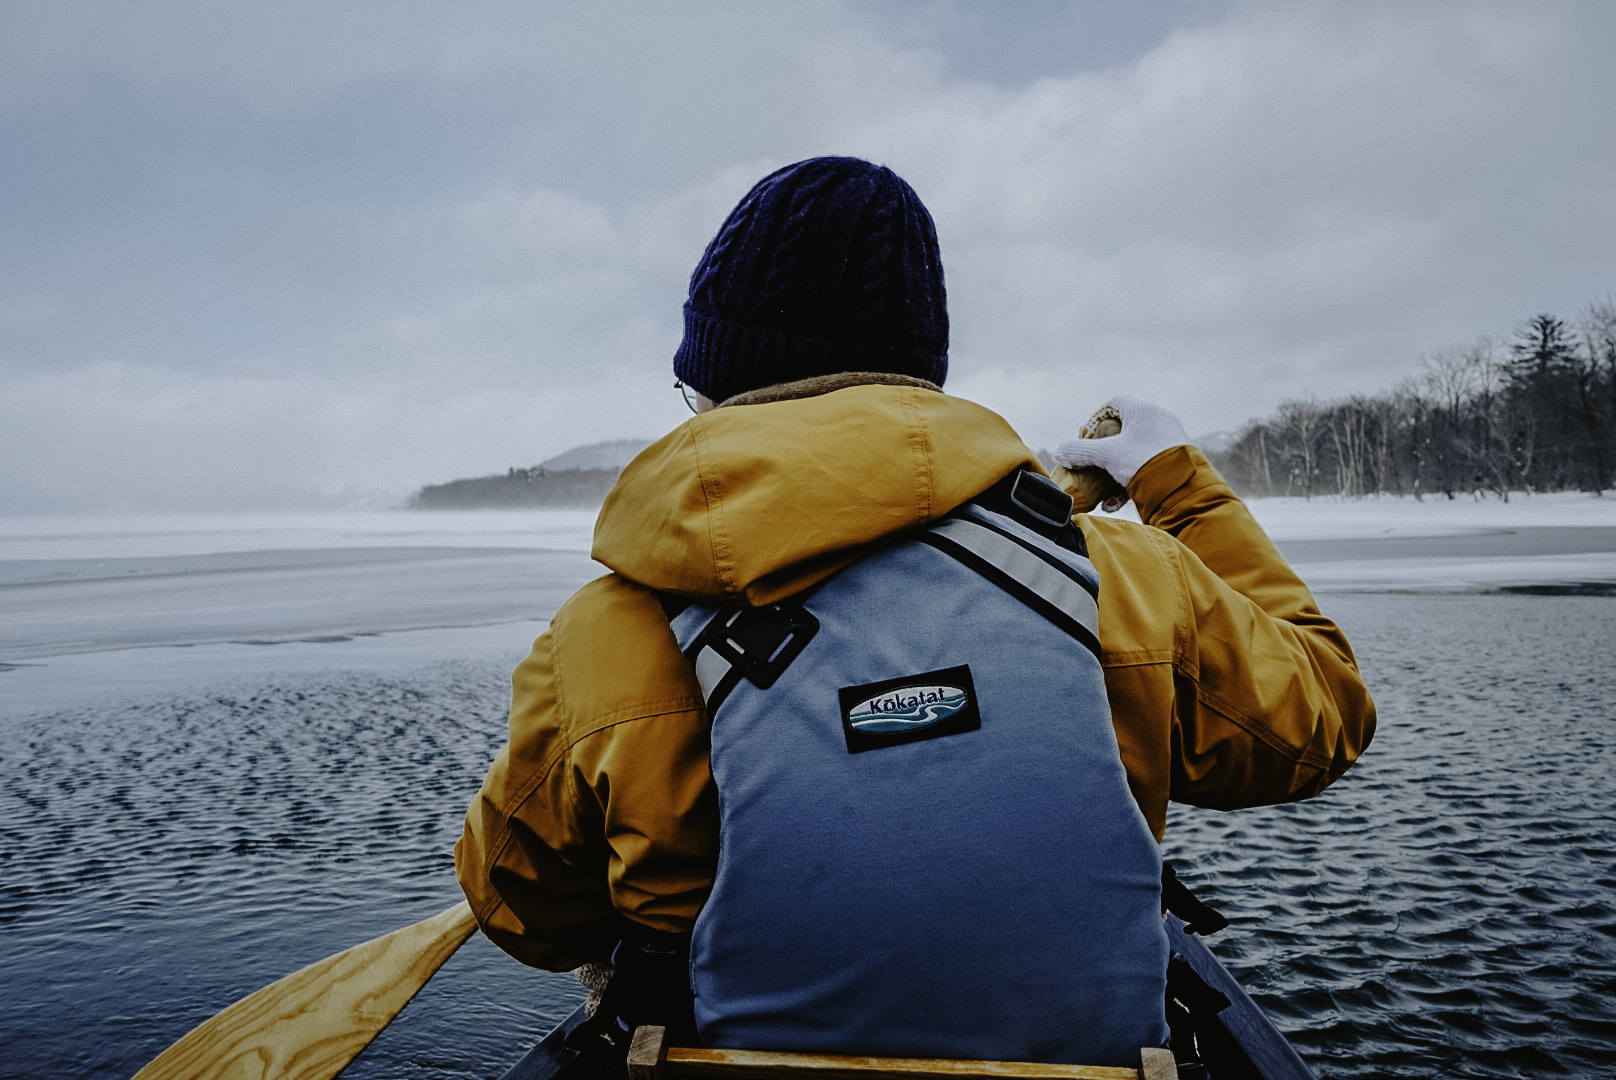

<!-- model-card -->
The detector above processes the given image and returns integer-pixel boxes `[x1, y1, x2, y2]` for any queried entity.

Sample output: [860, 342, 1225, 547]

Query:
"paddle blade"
[133, 900, 479, 1080]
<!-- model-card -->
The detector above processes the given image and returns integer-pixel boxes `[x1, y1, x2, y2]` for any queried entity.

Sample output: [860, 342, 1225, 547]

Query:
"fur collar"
[717, 371, 942, 409]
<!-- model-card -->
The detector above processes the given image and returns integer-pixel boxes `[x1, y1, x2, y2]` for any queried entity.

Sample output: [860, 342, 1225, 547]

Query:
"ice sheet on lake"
[1295, 551, 1616, 594]
[0, 511, 602, 716]
[1, 544, 599, 661]
[0, 508, 598, 561]
[0, 618, 552, 718]
[1089, 489, 1616, 591]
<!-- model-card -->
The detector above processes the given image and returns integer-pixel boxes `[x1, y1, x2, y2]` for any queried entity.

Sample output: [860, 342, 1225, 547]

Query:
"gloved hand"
[1053, 395, 1189, 493]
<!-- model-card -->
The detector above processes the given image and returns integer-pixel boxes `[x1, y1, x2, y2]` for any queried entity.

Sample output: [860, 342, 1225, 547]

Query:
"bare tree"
[1577, 299, 1616, 491]
[1273, 397, 1325, 498]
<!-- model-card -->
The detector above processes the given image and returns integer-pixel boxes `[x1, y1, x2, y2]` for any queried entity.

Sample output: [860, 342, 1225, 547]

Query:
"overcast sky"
[3, 0, 1614, 511]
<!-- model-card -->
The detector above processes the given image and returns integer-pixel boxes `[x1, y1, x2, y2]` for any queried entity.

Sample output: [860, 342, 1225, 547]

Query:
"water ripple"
[1164, 594, 1616, 1078]
[0, 661, 584, 1079]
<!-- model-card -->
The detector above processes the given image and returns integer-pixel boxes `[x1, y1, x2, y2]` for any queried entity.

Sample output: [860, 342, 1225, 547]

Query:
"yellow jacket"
[456, 385, 1375, 971]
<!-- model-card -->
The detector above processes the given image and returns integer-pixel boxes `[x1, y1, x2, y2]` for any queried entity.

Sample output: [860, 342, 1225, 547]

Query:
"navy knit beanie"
[673, 156, 948, 404]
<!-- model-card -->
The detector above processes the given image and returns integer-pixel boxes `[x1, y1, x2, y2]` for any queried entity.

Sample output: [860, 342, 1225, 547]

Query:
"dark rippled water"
[1165, 594, 1616, 1078]
[3, 594, 1614, 1078]
[0, 660, 585, 1078]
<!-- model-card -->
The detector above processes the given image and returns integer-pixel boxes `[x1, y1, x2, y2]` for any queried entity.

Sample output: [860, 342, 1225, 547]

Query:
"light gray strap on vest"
[920, 515, 1101, 656]
[671, 604, 733, 706]
[692, 645, 734, 704]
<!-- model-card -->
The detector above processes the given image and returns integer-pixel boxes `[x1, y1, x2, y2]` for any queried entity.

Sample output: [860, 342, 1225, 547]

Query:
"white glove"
[1052, 396, 1189, 489]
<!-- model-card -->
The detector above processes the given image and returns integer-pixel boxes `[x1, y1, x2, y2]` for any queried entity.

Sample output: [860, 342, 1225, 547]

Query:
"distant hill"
[540, 439, 652, 472]
[410, 438, 653, 509]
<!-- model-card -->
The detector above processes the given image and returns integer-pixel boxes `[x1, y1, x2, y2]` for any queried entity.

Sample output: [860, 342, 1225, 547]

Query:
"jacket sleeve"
[1126, 445, 1376, 810]
[455, 576, 716, 970]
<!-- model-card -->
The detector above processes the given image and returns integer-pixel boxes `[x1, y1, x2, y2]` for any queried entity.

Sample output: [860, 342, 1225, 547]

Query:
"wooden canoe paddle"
[133, 900, 479, 1080]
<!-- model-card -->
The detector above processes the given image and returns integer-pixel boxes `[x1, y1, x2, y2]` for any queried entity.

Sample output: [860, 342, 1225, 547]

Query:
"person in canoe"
[455, 156, 1376, 1069]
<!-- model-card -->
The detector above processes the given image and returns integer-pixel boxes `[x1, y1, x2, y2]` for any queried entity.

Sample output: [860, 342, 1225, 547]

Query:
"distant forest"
[410, 466, 620, 509]
[1209, 299, 1616, 499]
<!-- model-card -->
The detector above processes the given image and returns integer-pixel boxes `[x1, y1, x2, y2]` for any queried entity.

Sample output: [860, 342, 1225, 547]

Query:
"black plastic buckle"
[971, 468, 1087, 556]
[1010, 469, 1075, 528]
[697, 603, 820, 689]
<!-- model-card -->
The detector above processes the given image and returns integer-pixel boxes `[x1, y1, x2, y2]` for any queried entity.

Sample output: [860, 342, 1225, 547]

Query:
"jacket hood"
[593, 384, 1040, 606]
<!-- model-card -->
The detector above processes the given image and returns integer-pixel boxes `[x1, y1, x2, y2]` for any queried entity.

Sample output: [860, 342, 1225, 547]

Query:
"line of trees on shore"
[1209, 299, 1616, 499]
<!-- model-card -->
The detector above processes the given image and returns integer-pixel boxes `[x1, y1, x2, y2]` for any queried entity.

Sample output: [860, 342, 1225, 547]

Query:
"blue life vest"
[668, 471, 1168, 1066]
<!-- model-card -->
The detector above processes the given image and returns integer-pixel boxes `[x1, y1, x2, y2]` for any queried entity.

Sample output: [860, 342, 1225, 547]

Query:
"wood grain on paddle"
[133, 900, 479, 1080]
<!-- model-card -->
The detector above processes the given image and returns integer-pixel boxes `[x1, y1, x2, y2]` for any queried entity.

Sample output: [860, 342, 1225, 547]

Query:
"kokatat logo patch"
[838, 664, 980, 753]
[848, 684, 970, 732]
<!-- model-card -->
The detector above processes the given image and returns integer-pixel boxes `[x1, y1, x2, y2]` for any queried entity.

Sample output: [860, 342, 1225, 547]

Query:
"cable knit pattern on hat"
[673, 157, 948, 403]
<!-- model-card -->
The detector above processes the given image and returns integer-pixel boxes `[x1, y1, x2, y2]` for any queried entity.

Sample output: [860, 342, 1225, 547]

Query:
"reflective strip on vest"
[919, 511, 1101, 660]
[692, 645, 733, 703]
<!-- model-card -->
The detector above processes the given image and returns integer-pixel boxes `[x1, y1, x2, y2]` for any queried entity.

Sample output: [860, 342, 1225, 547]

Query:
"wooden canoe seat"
[625, 1026, 1178, 1080]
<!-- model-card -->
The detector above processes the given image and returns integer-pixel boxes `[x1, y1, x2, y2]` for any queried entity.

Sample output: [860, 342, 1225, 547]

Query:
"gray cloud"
[2, 1, 1614, 510]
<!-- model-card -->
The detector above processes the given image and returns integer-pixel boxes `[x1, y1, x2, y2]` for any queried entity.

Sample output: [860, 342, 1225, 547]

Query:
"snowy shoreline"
[1241, 489, 1616, 541]
[1093, 488, 1616, 539]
